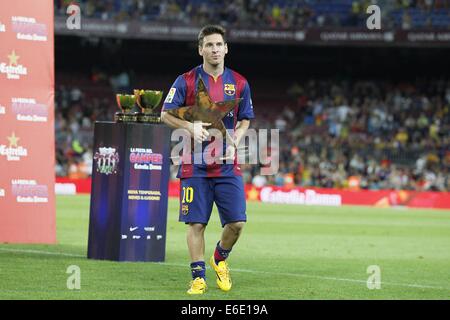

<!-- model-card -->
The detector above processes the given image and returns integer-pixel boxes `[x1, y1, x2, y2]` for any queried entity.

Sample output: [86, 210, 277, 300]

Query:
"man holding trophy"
[161, 25, 255, 295]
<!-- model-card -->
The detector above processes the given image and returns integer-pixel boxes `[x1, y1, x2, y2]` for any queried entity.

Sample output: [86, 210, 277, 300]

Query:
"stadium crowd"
[55, 0, 450, 29]
[55, 74, 450, 192]
[248, 78, 450, 191]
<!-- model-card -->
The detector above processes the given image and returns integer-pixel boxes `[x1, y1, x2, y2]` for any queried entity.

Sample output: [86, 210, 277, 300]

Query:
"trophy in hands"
[134, 89, 163, 123]
[115, 94, 137, 122]
[166, 78, 249, 162]
[166, 78, 241, 140]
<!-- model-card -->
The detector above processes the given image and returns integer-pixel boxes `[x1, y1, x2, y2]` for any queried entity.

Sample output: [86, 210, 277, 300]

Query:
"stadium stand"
[53, 0, 449, 191]
[55, 0, 450, 29]
[55, 71, 450, 191]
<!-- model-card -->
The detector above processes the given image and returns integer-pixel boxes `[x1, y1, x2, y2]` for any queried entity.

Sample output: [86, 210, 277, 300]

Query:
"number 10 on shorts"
[182, 187, 194, 203]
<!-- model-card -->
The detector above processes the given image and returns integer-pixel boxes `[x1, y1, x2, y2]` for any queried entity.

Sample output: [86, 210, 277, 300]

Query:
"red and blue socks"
[214, 241, 232, 265]
[190, 261, 206, 280]
[190, 242, 233, 280]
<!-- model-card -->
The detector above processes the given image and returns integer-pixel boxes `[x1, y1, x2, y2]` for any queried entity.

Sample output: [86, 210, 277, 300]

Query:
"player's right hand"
[188, 121, 211, 144]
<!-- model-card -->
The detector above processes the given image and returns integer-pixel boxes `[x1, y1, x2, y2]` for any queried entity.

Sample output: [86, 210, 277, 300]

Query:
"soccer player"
[161, 25, 254, 294]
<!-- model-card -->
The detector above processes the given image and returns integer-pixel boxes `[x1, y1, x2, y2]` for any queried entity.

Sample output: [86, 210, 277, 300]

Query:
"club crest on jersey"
[181, 204, 189, 215]
[224, 84, 235, 96]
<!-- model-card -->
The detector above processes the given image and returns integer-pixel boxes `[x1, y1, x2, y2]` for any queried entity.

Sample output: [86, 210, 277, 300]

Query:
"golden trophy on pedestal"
[115, 94, 137, 122]
[134, 89, 163, 123]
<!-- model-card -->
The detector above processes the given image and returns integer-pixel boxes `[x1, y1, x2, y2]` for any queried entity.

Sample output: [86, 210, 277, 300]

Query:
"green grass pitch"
[0, 195, 449, 299]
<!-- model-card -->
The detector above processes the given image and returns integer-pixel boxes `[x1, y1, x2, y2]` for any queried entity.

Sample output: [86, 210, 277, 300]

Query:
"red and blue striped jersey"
[162, 65, 255, 178]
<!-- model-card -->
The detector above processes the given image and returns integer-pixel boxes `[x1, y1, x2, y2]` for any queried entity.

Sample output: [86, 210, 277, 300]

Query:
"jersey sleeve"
[162, 75, 186, 110]
[237, 81, 255, 121]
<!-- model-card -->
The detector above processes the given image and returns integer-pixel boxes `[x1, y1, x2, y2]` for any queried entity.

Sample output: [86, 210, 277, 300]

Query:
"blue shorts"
[179, 176, 247, 227]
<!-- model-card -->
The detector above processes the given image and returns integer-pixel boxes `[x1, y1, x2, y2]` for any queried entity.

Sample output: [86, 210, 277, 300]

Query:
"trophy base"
[115, 112, 138, 122]
[137, 113, 161, 124]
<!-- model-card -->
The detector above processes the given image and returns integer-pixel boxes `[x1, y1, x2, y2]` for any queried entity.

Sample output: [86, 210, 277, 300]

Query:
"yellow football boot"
[209, 256, 232, 292]
[187, 277, 207, 295]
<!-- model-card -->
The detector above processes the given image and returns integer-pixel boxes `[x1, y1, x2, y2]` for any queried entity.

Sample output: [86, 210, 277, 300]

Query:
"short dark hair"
[198, 25, 226, 47]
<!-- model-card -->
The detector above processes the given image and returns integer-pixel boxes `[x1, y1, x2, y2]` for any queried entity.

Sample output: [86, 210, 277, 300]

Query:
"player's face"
[199, 33, 228, 67]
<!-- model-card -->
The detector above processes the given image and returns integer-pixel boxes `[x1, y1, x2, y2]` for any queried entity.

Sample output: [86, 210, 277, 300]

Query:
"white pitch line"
[1, 247, 448, 291]
[0, 248, 85, 258]
[228, 268, 450, 290]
